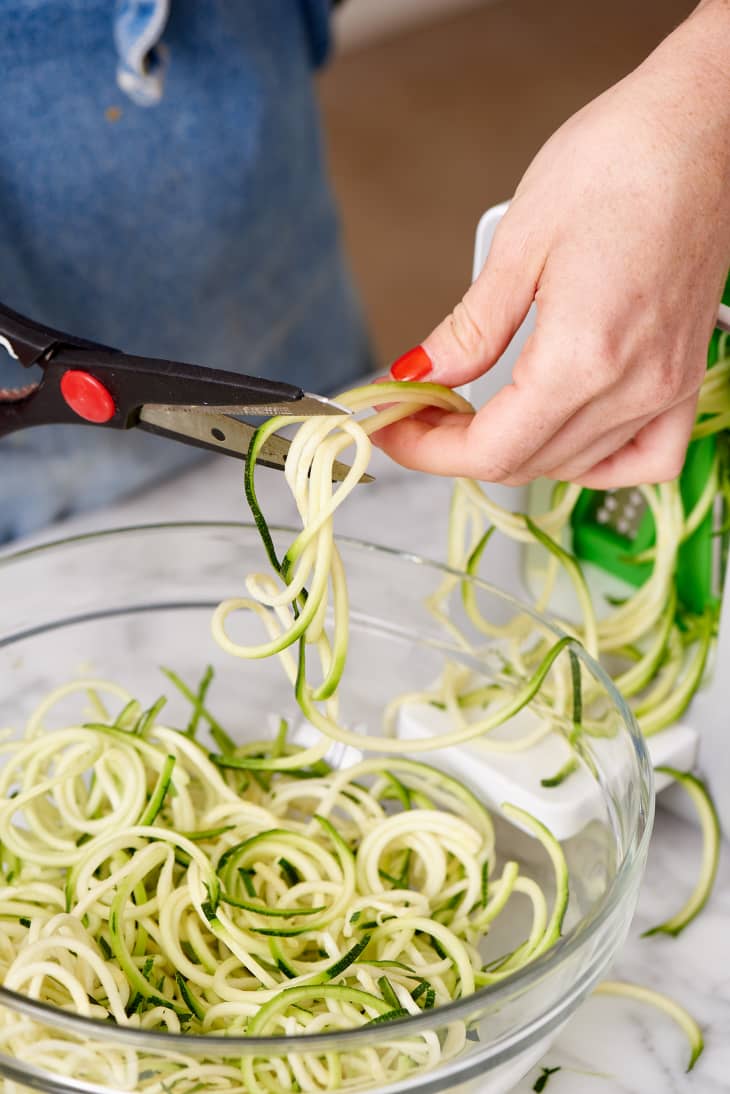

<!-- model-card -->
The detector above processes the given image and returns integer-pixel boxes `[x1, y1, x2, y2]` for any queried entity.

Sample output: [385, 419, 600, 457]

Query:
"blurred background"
[318, 0, 696, 365]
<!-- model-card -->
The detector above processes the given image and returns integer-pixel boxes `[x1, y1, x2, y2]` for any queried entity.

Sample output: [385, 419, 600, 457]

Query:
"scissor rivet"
[212, 427, 226, 442]
[60, 370, 115, 424]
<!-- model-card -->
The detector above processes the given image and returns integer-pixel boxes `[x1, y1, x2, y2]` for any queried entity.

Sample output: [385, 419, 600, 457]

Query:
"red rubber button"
[60, 370, 116, 424]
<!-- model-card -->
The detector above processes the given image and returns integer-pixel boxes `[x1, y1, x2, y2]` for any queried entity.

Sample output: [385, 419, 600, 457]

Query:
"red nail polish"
[390, 345, 432, 382]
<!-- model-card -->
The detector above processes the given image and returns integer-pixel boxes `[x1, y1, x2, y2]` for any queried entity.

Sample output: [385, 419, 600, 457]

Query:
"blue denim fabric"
[0, 0, 371, 540]
[114, 0, 171, 106]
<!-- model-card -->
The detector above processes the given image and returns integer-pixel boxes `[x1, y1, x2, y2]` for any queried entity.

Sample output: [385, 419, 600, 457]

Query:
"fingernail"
[390, 345, 432, 382]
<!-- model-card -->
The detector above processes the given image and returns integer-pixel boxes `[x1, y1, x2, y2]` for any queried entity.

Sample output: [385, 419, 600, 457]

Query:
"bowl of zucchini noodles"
[0, 522, 651, 1094]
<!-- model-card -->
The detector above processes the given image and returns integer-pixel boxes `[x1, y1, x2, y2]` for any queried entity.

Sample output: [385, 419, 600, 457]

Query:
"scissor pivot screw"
[60, 370, 116, 424]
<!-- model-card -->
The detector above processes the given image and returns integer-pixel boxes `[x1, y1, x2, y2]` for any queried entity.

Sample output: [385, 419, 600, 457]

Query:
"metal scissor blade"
[139, 406, 289, 470]
[276, 392, 353, 416]
[138, 406, 373, 483]
[182, 393, 352, 418]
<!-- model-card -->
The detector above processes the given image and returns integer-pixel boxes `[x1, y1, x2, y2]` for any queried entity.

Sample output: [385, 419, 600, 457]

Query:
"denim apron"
[0, 0, 370, 538]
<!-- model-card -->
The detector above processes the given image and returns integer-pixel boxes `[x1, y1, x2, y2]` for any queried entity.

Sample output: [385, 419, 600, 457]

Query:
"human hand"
[375, 2, 730, 488]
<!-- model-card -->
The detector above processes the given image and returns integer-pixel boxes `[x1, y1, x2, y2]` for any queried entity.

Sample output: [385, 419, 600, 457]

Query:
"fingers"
[371, 410, 474, 477]
[537, 415, 653, 483]
[375, 371, 698, 488]
[569, 395, 698, 489]
[380, 308, 593, 477]
[494, 419, 651, 487]
[375, 345, 586, 480]
[502, 392, 657, 483]
[494, 325, 706, 483]
[391, 208, 545, 389]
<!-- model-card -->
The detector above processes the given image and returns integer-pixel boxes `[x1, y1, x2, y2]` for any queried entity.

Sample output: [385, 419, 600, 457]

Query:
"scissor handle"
[0, 298, 308, 439]
[0, 344, 307, 438]
[0, 301, 107, 367]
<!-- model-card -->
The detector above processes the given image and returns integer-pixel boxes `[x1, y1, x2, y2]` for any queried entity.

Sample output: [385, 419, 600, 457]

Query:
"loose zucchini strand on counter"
[643, 768, 720, 938]
[594, 981, 704, 1072]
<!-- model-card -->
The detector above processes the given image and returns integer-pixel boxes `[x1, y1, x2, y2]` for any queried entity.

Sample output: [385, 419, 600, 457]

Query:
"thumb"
[390, 218, 543, 389]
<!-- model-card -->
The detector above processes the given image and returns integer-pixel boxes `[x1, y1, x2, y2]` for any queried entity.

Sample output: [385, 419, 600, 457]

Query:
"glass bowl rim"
[0, 520, 655, 1055]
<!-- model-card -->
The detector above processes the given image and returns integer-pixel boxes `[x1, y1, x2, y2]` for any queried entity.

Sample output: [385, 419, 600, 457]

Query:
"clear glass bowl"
[0, 523, 653, 1094]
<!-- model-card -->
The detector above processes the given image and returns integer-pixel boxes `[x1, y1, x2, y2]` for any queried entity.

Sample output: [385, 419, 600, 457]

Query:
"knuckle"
[639, 346, 705, 410]
[569, 326, 626, 390]
[561, 336, 624, 399]
[651, 361, 685, 408]
[598, 354, 626, 389]
[448, 295, 487, 358]
[589, 334, 625, 386]
[475, 457, 515, 483]
[490, 215, 530, 266]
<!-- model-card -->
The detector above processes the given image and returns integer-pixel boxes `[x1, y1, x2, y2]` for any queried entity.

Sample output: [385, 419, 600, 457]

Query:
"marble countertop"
[15, 445, 730, 1094]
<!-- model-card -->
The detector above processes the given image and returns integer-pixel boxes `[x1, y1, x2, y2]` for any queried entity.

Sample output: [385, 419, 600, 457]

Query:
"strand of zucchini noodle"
[437, 342, 728, 941]
[210, 374, 719, 1071]
[0, 376, 710, 1087]
[445, 334, 729, 741]
[0, 676, 570, 1093]
[212, 382, 582, 754]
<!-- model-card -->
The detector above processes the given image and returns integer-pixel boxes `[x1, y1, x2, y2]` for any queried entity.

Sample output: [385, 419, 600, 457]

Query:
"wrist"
[637, 2, 730, 244]
[643, 1, 730, 129]
[683, 0, 730, 97]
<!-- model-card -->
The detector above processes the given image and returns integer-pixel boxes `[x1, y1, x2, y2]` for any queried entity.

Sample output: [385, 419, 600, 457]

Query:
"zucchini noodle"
[0, 678, 569, 1091]
[0, 381, 584, 1090]
[594, 981, 704, 1072]
[434, 341, 730, 753]
[215, 382, 584, 755]
[0, 358, 719, 1088]
[428, 356, 728, 918]
[212, 370, 724, 1079]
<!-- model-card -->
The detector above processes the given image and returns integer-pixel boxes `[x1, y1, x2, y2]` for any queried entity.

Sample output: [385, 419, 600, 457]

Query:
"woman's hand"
[375, 0, 730, 488]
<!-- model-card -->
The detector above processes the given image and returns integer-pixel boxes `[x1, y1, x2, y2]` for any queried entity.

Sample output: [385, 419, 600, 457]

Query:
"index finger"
[374, 357, 586, 481]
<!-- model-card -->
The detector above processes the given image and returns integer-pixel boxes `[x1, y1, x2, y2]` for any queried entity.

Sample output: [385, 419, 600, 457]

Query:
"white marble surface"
[13, 446, 730, 1094]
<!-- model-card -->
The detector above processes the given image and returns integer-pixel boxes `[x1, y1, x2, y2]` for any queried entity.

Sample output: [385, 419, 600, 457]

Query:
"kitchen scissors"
[0, 301, 366, 481]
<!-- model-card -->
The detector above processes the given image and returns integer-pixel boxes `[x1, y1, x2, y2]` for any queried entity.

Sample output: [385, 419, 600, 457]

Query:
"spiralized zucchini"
[0, 355, 720, 1088]
[0, 380, 583, 1094]
[433, 348, 728, 940]
[594, 981, 704, 1072]
[443, 337, 730, 747]
[214, 382, 586, 755]
[218, 369, 725, 1078]
[0, 677, 568, 1091]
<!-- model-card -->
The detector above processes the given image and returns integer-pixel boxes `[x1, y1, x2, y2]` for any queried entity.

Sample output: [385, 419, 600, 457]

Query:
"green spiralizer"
[570, 274, 730, 613]
[471, 202, 730, 837]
